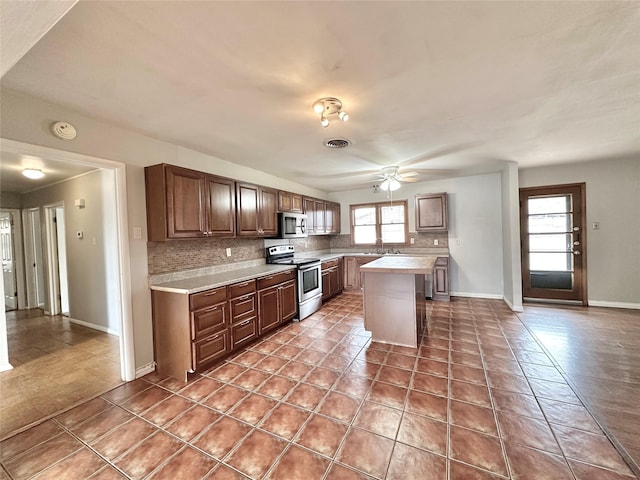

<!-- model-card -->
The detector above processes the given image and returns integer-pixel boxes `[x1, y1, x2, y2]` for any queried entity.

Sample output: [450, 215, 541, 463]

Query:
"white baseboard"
[0, 362, 13, 373]
[450, 292, 504, 300]
[588, 300, 640, 310]
[68, 317, 120, 336]
[503, 296, 524, 312]
[136, 362, 156, 378]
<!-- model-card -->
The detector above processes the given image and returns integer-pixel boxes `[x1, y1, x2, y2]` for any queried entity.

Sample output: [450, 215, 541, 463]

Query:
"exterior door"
[1, 212, 17, 310]
[520, 183, 587, 304]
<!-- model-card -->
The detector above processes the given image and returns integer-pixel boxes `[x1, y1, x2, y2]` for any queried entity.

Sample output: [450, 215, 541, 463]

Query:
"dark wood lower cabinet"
[151, 270, 295, 381]
[258, 279, 296, 334]
[433, 257, 450, 301]
[321, 258, 343, 301]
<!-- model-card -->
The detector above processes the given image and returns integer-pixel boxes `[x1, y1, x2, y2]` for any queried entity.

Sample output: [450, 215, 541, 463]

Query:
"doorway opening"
[23, 208, 46, 310]
[43, 204, 70, 316]
[520, 183, 587, 304]
[1, 211, 17, 312]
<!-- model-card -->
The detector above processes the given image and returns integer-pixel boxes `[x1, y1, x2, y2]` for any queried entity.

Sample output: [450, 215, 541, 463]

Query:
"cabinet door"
[278, 191, 293, 212]
[326, 202, 341, 234]
[258, 286, 280, 334]
[303, 197, 316, 234]
[236, 183, 260, 236]
[207, 175, 235, 236]
[321, 269, 331, 301]
[343, 257, 359, 290]
[416, 193, 448, 231]
[259, 187, 278, 236]
[314, 200, 326, 234]
[433, 257, 450, 301]
[279, 280, 297, 323]
[329, 267, 341, 297]
[291, 194, 303, 213]
[166, 166, 207, 238]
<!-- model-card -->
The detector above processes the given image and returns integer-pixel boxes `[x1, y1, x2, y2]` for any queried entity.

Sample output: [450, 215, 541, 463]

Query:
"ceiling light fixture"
[312, 97, 349, 128]
[22, 168, 45, 180]
[379, 178, 401, 192]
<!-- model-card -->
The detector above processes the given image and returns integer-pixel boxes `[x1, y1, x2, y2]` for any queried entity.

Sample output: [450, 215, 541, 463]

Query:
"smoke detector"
[51, 121, 77, 140]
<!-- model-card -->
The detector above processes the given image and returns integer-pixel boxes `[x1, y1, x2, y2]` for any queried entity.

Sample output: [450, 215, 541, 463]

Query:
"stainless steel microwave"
[278, 212, 308, 238]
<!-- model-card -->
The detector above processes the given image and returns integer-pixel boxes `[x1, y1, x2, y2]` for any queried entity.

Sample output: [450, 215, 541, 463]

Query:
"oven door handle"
[298, 263, 320, 271]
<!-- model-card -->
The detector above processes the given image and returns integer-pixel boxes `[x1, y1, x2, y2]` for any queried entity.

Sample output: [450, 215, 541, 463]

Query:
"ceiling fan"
[376, 166, 420, 191]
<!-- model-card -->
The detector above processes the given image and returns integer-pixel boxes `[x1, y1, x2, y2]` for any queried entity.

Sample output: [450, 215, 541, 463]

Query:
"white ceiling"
[1, 1, 639, 192]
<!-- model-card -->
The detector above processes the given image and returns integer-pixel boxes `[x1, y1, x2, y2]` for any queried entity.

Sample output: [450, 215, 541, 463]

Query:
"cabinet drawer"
[230, 317, 258, 349]
[190, 287, 227, 311]
[230, 293, 257, 321]
[228, 279, 256, 299]
[257, 269, 296, 290]
[193, 330, 228, 370]
[191, 302, 227, 340]
[321, 258, 340, 270]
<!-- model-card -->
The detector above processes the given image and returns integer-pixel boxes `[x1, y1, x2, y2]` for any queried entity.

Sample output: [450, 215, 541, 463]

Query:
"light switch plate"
[226, 248, 232, 257]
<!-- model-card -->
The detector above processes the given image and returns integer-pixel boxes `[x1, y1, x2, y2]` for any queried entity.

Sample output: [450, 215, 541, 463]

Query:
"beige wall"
[519, 157, 640, 307]
[21, 169, 120, 332]
[0, 191, 20, 209]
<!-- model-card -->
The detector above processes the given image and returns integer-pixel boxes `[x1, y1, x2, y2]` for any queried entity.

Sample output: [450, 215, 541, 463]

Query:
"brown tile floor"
[0, 309, 122, 439]
[519, 303, 640, 472]
[1, 296, 638, 479]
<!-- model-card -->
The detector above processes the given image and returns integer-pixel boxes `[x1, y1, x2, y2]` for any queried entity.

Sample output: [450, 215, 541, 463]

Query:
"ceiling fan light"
[388, 178, 401, 191]
[22, 168, 45, 179]
[313, 101, 325, 114]
[320, 117, 330, 127]
[338, 111, 349, 121]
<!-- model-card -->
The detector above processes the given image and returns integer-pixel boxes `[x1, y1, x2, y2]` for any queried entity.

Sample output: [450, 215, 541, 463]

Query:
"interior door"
[1, 212, 17, 310]
[520, 183, 587, 304]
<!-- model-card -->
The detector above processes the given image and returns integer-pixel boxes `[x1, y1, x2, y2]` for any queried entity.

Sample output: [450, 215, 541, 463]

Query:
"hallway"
[0, 309, 122, 439]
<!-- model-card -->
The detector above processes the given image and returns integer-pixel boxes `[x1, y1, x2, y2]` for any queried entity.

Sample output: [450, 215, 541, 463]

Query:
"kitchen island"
[360, 256, 437, 348]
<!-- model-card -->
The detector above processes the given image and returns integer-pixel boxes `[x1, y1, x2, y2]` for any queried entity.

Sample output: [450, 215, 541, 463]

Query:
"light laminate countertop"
[359, 255, 437, 274]
[149, 264, 296, 294]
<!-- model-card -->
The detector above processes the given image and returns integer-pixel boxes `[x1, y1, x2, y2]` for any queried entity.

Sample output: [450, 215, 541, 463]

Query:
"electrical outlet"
[226, 248, 231, 257]
[410, 237, 415, 244]
[456, 239, 461, 246]
[434, 239, 439, 246]
[592, 222, 600, 230]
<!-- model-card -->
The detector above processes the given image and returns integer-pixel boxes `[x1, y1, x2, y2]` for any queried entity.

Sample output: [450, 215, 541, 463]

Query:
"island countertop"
[359, 255, 437, 274]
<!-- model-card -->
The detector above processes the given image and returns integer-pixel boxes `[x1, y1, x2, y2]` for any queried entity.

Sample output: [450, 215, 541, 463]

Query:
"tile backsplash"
[147, 235, 331, 275]
[147, 232, 443, 275]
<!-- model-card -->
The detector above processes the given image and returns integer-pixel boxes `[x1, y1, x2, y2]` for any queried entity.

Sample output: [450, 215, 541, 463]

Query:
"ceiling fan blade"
[400, 177, 420, 183]
[398, 170, 419, 177]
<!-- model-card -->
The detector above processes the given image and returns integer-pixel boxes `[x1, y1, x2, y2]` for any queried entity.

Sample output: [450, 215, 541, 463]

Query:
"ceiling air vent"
[324, 138, 351, 148]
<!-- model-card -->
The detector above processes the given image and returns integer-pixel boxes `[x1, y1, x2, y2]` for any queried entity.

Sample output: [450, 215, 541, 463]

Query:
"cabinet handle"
[236, 281, 252, 287]
[239, 294, 253, 301]
[263, 275, 275, 280]
[203, 305, 219, 313]
[203, 291, 220, 296]
[238, 320, 251, 326]
[207, 333, 220, 341]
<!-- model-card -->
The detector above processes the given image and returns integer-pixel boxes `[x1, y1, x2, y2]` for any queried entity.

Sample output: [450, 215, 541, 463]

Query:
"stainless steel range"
[266, 245, 322, 320]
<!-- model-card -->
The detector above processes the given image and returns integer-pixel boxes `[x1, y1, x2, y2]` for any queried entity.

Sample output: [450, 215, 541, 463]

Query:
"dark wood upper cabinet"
[145, 164, 235, 241]
[303, 196, 316, 233]
[415, 192, 448, 231]
[236, 182, 277, 237]
[303, 197, 341, 235]
[314, 199, 326, 233]
[277, 190, 303, 213]
[206, 175, 236, 237]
